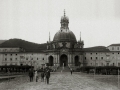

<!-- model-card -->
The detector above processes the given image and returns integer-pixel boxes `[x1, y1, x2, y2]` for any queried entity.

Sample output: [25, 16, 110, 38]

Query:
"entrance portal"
[48, 56, 53, 66]
[60, 54, 68, 67]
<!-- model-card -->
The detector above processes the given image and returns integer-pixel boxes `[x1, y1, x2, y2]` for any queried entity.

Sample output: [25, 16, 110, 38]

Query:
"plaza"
[0, 72, 119, 90]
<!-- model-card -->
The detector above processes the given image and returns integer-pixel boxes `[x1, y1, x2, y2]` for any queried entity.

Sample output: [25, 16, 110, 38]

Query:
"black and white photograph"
[0, 0, 120, 90]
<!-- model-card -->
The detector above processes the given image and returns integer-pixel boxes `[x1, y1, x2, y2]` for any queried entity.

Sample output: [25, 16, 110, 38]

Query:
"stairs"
[56, 66, 70, 72]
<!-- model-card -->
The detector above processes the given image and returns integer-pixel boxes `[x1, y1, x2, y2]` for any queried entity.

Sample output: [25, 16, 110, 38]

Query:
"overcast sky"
[0, 0, 120, 48]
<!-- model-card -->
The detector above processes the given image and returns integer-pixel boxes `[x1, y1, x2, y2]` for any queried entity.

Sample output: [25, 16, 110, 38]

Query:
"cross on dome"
[64, 9, 66, 16]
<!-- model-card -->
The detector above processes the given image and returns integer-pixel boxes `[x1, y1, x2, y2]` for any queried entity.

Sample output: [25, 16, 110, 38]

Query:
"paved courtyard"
[0, 72, 119, 90]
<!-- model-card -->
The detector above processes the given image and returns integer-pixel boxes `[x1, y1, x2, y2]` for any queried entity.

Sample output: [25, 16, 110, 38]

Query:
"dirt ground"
[0, 72, 120, 90]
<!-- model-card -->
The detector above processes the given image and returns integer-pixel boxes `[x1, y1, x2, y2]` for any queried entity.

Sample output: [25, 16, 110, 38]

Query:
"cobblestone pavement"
[0, 72, 119, 90]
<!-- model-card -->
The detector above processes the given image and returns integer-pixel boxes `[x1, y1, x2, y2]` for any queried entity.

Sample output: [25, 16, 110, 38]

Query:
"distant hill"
[0, 40, 6, 44]
[0, 39, 47, 52]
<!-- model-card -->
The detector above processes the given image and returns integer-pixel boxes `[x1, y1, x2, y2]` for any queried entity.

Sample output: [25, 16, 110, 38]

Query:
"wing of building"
[0, 12, 120, 70]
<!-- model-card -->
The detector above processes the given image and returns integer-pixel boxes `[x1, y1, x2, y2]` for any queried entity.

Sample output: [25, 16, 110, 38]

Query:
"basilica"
[0, 12, 120, 70]
[45, 12, 84, 67]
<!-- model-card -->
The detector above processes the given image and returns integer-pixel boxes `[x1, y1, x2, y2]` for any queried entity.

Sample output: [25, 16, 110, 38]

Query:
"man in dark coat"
[45, 69, 50, 84]
[41, 71, 45, 82]
[29, 68, 34, 82]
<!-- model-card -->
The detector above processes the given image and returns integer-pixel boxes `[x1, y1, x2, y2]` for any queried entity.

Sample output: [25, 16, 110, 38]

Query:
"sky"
[0, 0, 120, 48]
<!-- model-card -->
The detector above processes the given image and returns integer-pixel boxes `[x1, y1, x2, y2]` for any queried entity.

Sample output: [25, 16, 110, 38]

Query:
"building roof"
[109, 44, 120, 46]
[83, 46, 110, 52]
[53, 30, 77, 42]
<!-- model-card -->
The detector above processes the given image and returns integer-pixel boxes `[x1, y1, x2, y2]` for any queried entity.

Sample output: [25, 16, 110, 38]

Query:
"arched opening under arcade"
[48, 56, 54, 66]
[60, 54, 68, 67]
[75, 56, 79, 66]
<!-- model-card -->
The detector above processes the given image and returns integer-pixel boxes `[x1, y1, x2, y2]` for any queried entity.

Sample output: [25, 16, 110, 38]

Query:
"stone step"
[56, 66, 70, 72]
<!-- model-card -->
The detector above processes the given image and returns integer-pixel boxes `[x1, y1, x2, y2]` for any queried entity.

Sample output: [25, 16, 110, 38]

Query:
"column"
[56, 54, 58, 64]
[54, 54, 56, 64]
[47, 55, 48, 63]
[70, 54, 71, 65]
[53, 55, 55, 64]
[58, 54, 59, 63]
[68, 54, 70, 64]
[57, 54, 60, 66]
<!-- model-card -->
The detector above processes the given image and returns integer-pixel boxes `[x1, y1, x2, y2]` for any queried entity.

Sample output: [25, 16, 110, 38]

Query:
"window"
[91, 57, 92, 60]
[113, 63, 114, 66]
[118, 63, 120, 66]
[16, 54, 17, 56]
[91, 63, 92, 66]
[10, 58, 12, 61]
[5, 58, 7, 61]
[112, 53, 114, 54]
[96, 63, 98, 66]
[5, 54, 7, 56]
[16, 58, 17, 60]
[26, 58, 28, 60]
[96, 53, 97, 55]
[11, 54, 12, 56]
[112, 57, 114, 59]
[90, 53, 92, 55]
[96, 57, 98, 60]
[107, 63, 109, 66]
[101, 63, 103, 66]
[112, 47, 114, 50]
[117, 47, 119, 50]
[101, 57, 103, 59]
[118, 53, 119, 54]
[85, 57, 86, 60]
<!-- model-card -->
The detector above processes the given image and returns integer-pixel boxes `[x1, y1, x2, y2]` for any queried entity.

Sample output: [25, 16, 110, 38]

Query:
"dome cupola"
[53, 10, 77, 42]
[60, 10, 69, 30]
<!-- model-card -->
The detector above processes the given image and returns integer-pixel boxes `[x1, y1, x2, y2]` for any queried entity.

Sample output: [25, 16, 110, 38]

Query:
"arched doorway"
[60, 54, 68, 67]
[48, 56, 54, 66]
[75, 56, 79, 66]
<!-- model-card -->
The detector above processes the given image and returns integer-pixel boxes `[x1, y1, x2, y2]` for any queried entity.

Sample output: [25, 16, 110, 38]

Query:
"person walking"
[28, 68, 34, 82]
[34, 70, 38, 82]
[41, 71, 44, 82]
[70, 68, 73, 75]
[45, 69, 50, 84]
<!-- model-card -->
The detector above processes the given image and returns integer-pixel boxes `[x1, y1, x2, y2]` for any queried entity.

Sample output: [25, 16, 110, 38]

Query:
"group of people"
[28, 67, 50, 84]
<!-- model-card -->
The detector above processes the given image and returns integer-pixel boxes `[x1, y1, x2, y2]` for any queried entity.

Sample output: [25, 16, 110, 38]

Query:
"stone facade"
[0, 12, 120, 69]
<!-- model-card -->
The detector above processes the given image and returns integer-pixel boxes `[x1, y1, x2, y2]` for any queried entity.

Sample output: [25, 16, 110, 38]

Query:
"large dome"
[53, 29, 77, 42]
[53, 11, 77, 42]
